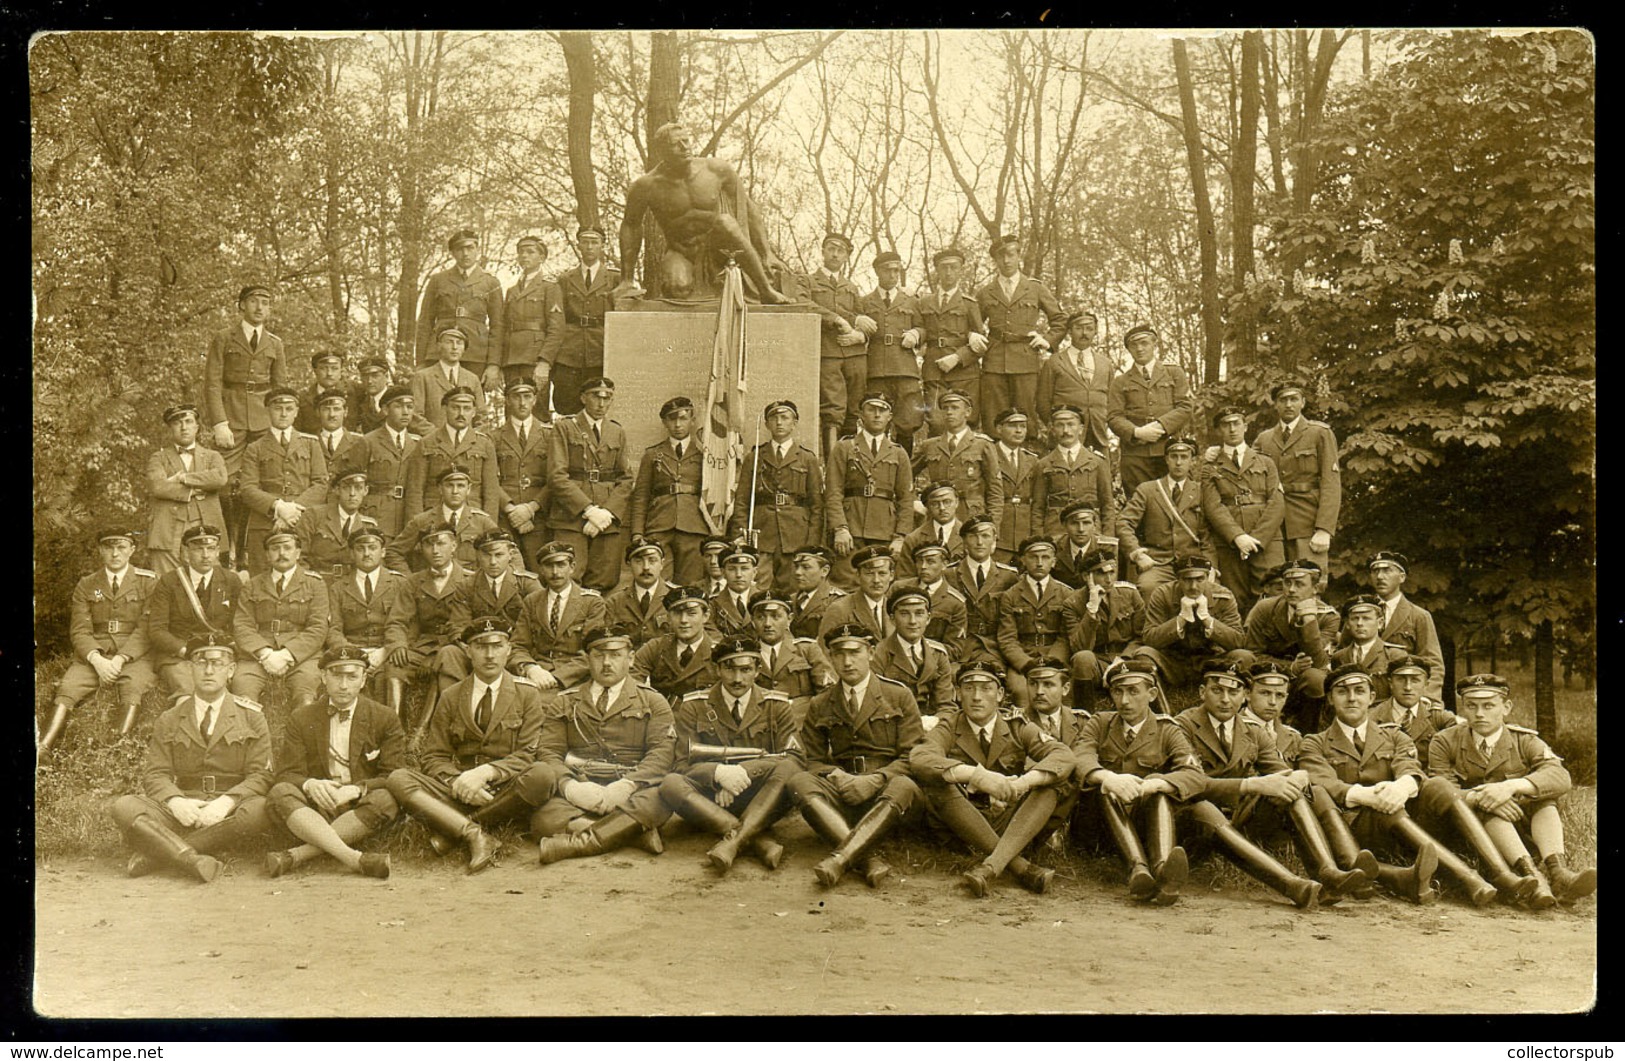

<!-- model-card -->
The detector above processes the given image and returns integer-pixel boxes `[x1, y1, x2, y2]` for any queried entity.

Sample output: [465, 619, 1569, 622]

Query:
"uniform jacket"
[1035, 343, 1115, 453]
[708, 589, 756, 640]
[146, 445, 228, 555]
[1117, 476, 1208, 565]
[383, 565, 467, 654]
[447, 570, 538, 643]
[1174, 706, 1291, 801]
[1377, 595, 1446, 701]
[826, 434, 916, 540]
[409, 364, 489, 430]
[818, 592, 895, 643]
[146, 567, 242, 661]
[1330, 641, 1411, 700]
[910, 709, 1075, 783]
[348, 384, 390, 435]
[547, 413, 633, 527]
[1142, 578, 1246, 653]
[790, 582, 846, 641]
[1053, 538, 1116, 593]
[311, 428, 370, 490]
[1298, 721, 1422, 805]
[233, 566, 331, 663]
[917, 287, 985, 386]
[1200, 446, 1285, 546]
[603, 580, 679, 647]
[416, 265, 505, 369]
[299, 503, 379, 578]
[540, 264, 620, 369]
[996, 577, 1072, 672]
[326, 567, 410, 650]
[405, 426, 501, 519]
[870, 635, 957, 716]
[361, 426, 422, 539]
[1253, 418, 1341, 540]
[1259, 717, 1304, 766]
[1245, 595, 1341, 668]
[540, 678, 675, 788]
[295, 385, 345, 436]
[950, 559, 1021, 661]
[673, 685, 804, 782]
[800, 675, 924, 780]
[275, 693, 405, 793]
[142, 694, 272, 803]
[494, 419, 552, 513]
[974, 275, 1066, 375]
[803, 270, 864, 361]
[238, 431, 330, 535]
[756, 636, 836, 703]
[1425, 724, 1571, 800]
[502, 272, 564, 370]
[630, 438, 708, 537]
[731, 440, 825, 554]
[517, 583, 605, 686]
[912, 431, 1003, 526]
[993, 446, 1040, 552]
[893, 577, 969, 652]
[1062, 581, 1147, 656]
[1371, 697, 1456, 770]
[631, 631, 721, 702]
[387, 506, 500, 574]
[898, 520, 963, 580]
[71, 567, 157, 662]
[421, 672, 546, 784]
[1073, 710, 1207, 800]
[859, 288, 925, 378]
[1020, 703, 1090, 748]
[202, 323, 287, 434]
[1106, 362, 1193, 458]
[1032, 445, 1115, 539]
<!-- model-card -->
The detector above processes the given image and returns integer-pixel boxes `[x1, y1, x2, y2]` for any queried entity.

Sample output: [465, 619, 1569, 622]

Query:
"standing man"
[405, 387, 501, 523]
[630, 396, 707, 587]
[416, 229, 504, 391]
[410, 328, 489, 431]
[1367, 550, 1447, 702]
[911, 391, 1002, 527]
[788, 546, 845, 640]
[731, 399, 825, 593]
[390, 465, 499, 574]
[995, 536, 1073, 710]
[492, 378, 553, 566]
[547, 377, 632, 591]
[975, 233, 1065, 423]
[349, 357, 394, 434]
[804, 233, 869, 452]
[899, 482, 965, 579]
[40, 527, 157, 753]
[237, 388, 330, 575]
[147, 404, 228, 576]
[989, 409, 1039, 561]
[324, 526, 411, 720]
[299, 466, 378, 578]
[540, 227, 619, 419]
[1031, 405, 1114, 541]
[146, 524, 242, 696]
[202, 283, 287, 569]
[296, 351, 350, 435]
[1201, 406, 1285, 610]
[1372, 655, 1458, 771]
[1035, 310, 1115, 455]
[858, 250, 927, 454]
[1117, 436, 1207, 597]
[361, 384, 421, 542]
[1107, 324, 1194, 494]
[1253, 381, 1340, 570]
[231, 530, 331, 708]
[949, 516, 1020, 665]
[382, 523, 468, 726]
[825, 392, 916, 588]
[502, 234, 563, 394]
[311, 391, 369, 492]
[917, 247, 987, 433]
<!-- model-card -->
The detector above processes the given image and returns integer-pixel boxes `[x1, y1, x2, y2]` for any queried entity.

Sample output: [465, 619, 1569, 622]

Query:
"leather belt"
[509, 324, 544, 332]
[838, 755, 879, 774]
[517, 477, 536, 489]
[368, 484, 406, 500]
[572, 470, 602, 483]
[757, 492, 805, 507]
[572, 316, 604, 327]
[94, 621, 127, 635]
[882, 334, 897, 346]
[845, 487, 896, 500]
[177, 774, 242, 793]
[266, 620, 295, 634]
[998, 330, 1033, 342]
[653, 484, 699, 496]
[933, 337, 959, 349]
[1007, 495, 1025, 504]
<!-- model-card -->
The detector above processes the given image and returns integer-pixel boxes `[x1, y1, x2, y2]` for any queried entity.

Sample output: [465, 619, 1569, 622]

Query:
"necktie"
[938, 524, 948, 545]
[592, 421, 602, 445]
[1231, 449, 1242, 470]
[475, 686, 493, 730]
[975, 564, 986, 589]
[325, 435, 336, 460]
[453, 429, 464, 448]
[594, 685, 610, 715]
[1352, 729, 1366, 756]
[845, 686, 858, 719]
[884, 291, 892, 308]
[870, 437, 879, 458]
[1171, 482, 1183, 506]
[978, 728, 992, 760]
[195, 575, 206, 597]
[395, 432, 406, 452]
[909, 643, 921, 673]
[276, 574, 287, 596]
[549, 593, 563, 631]
[735, 595, 748, 618]
[343, 514, 355, 540]
[249, 329, 259, 352]
[674, 441, 683, 459]
[280, 430, 290, 448]
[1478, 737, 1492, 760]
[110, 574, 121, 596]
[362, 574, 373, 602]
[199, 704, 214, 741]
[330, 705, 353, 723]
[733, 698, 745, 724]
[1078, 352, 1090, 381]
[766, 645, 777, 673]
[1219, 722, 1231, 758]
[639, 591, 652, 616]
[491, 578, 502, 600]
[449, 510, 459, 535]
[1144, 367, 1154, 385]
[798, 592, 812, 611]
[678, 643, 695, 669]
[519, 423, 528, 446]
[873, 602, 885, 633]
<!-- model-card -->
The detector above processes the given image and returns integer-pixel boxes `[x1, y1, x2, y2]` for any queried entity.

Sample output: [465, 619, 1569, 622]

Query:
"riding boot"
[798, 791, 853, 846]
[38, 703, 71, 755]
[1430, 804, 1537, 904]
[814, 800, 902, 888]
[387, 678, 407, 728]
[1100, 793, 1156, 900]
[668, 789, 743, 870]
[1513, 856, 1558, 910]
[1374, 842, 1439, 905]
[707, 778, 788, 872]
[412, 686, 440, 744]
[125, 814, 220, 883]
[469, 785, 535, 828]
[1544, 853, 1597, 904]
[1144, 793, 1188, 906]
[186, 806, 267, 857]
[118, 701, 141, 736]
[1386, 809, 1497, 905]
[537, 810, 644, 865]
[1190, 801, 1320, 910]
[1286, 796, 1365, 903]
[401, 790, 501, 873]
[1312, 793, 1381, 898]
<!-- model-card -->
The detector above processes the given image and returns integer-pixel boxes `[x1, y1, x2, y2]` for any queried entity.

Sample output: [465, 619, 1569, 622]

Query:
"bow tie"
[328, 704, 354, 721]
[179, 446, 196, 454]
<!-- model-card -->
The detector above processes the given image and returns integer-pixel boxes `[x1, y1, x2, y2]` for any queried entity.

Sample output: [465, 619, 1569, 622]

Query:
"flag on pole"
[700, 262, 748, 534]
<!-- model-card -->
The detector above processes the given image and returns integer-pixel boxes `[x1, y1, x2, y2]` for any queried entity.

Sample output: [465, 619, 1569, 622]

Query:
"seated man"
[323, 525, 410, 721]
[42, 526, 158, 753]
[708, 542, 761, 639]
[819, 544, 898, 642]
[108, 633, 273, 882]
[869, 585, 957, 721]
[996, 536, 1072, 710]
[603, 537, 678, 647]
[1051, 502, 1117, 591]
[1366, 550, 1446, 701]
[1070, 657, 1206, 904]
[1063, 550, 1147, 715]
[788, 624, 925, 889]
[749, 589, 835, 725]
[898, 482, 965, 580]
[1243, 558, 1339, 731]
[535, 626, 676, 863]
[910, 660, 1075, 897]
[1298, 665, 1464, 905]
[514, 540, 606, 702]
[659, 636, 803, 873]
[382, 522, 468, 728]
[631, 586, 721, 702]
[1329, 594, 1411, 702]
[231, 530, 331, 708]
[894, 540, 968, 653]
[948, 515, 1019, 664]
[445, 529, 540, 682]
[1372, 655, 1459, 771]
[787, 545, 845, 640]
[1244, 660, 1305, 765]
[1420, 673, 1596, 907]
[387, 616, 553, 873]
[1139, 555, 1248, 691]
[389, 464, 499, 574]
[1019, 656, 1091, 748]
[300, 465, 379, 579]
[146, 523, 243, 697]
[264, 645, 402, 879]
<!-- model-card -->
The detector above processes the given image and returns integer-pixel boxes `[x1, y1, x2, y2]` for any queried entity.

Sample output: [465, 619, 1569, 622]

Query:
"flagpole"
[746, 407, 762, 548]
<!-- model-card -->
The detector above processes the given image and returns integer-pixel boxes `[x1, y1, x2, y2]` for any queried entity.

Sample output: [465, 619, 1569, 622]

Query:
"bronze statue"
[615, 123, 792, 304]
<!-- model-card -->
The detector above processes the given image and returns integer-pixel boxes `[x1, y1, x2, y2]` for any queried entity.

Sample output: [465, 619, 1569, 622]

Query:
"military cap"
[921, 481, 959, 504]
[185, 632, 236, 660]
[162, 403, 199, 424]
[1341, 592, 1386, 618]
[263, 528, 300, 548]
[418, 521, 458, 545]
[1326, 663, 1374, 690]
[1017, 535, 1058, 556]
[473, 528, 516, 552]
[701, 536, 734, 557]
[310, 350, 343, 369]
[659, 395, 695, 419]
[720, 543, 760, 567]
[359, 356, 390, 375]
[1122, 324, 1158, 346]
[821, 232, 853, 253]
[1079, 550, 1117, 576]
[1174, 554, 1214, 576]
[850, 543, 895, 570]
[1387, 655, 1433, 677]
[1103, 656, 1158, 686]
[436, 463, 472, 483]
[1456, 673, 1511, 697]
[331, 465, 368, 487]
[317, 389, 349, 408]
[872, 250, 903, 269]
[956, 660, 1006, 685]
[663, 585, 710, 610]
[932, 247, 966, 267]
[181, 524, 222, 546]
[748, 589, 793, 615]
[625, 536, 665, 561]
[1368, 550, 1409, 573]
[582, 625, 635, 651]
[1067, 309, 1100, 327]
[320, 644, 370, 670]
[447, 229, 479, 251]
[1049, 403, 1084, 422]
[791, 544, 833, 565]
[535, 540, 576, 563]
[516, 234, 547, 251]
[576, 225, 607, 241]
[346, 524, 385, 548]
[237, 284, 274, 303]
[823, 623, 875, 650]
[1211, 405, 1248, 427]
[1202, 659, 1252, 689]
[441, 385, 478, 406]
[462, 615, 514, 643]
[1261, 562, 1289, 587]
[960, 515, 997, 537]
[265, 386, 301, 406]
[1060, 500, 1100, 523]
[886, 585, 931, 614]
[505, 378, 538, 396]
[1279, 558, 1322, 578]
[578, 376, 615, 396]
[436, 325, 468, 344]
[1164, 436, 1198, 456]
[96, 526, 137, 546]
[713, 636, 763, 664]
[988, 233, 1020, 255]
[858, 391, 892, 410]
[1270, 380, 1306, 401]
[939, 388, 973, 408]
[763, 398, 799, 419]
[910, 539, 950, 562]
[992, 408, 1029, 427]
[380, 383, 414, 407]
[1021, 657, 1068, 680]
[1247, 660, 1293, 686]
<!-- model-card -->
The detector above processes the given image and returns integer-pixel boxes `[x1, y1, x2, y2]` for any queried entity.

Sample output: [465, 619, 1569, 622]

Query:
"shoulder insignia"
[794, 636, 819, 645]
[1243, 717, 1265, 729]
[579, 588, 602, 597]
[942, 587, 966, 602]
[1203, 445, 1222, 460]
[512, 675, 538, 688]
[924, 638, 948, 653]
[304, 570, 325, 580]
[233, 697, 265, 713]
[1114, 580, 1136, 589]
[874, 675, 911, 689]
[1506, 724, 1540, 735]
[130, 567, 157, 578]
[683, 690, 710, 701]
[828, 588, 849, 597]
[995, 561, 1018, 572]
[1376, 721, 1401, 730]
[406, 432, 422, 441]
[384, 567, 409, 577]
[1383, 641, 1408, 650]
[975, 432, 996, 443]
[1155, 714, 1180, 726]
[762, 689, 792, 702]
[1308, 418, 1332, 429]
[296, 431, 320, 440]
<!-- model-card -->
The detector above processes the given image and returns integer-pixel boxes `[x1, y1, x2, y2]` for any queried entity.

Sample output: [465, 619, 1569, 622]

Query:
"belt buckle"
[587, 470, 600, 484]
[519, 477, 532, 489]
[862, 483, 875, 497]
[106, 620, 122, 634]
[883, 334, 896, 346]
[774, 492, 790, 507]
[269, 620, 286, 634]
[936, 338, 949, 349]
[200, 775, 217, 794]
[1009, 495, 1023, 504]
[390, 486, 404, 500]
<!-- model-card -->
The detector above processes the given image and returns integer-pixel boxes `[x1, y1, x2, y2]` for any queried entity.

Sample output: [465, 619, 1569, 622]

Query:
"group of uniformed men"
[50, 230, 1595, 911]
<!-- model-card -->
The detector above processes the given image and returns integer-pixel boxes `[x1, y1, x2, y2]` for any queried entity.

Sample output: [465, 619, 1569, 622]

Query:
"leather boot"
[1191, 801, 1321, 910]
[125, 814, 220, 883]
[412, 686, 440, 744]
[1313, 794, 1380, 898]
[1386, 810, 1495, 905]
[1008, 856, 1055, 894]
[38, 703, 71, 755]
[469, 785, 535, 828]
[1543, 853, 1597, 904]
[1100, 793, 1157, 900]
[402, 790, 501, 873]
[1287, 797, 1366, 903]
[1144, 793, 1187, 906]
[387, 678, 407, 728]
[118, 701, 141, 736]
[708, 778, 789, 872]
[537, 810, 644, 865]
[1513, 856, 1558, 910]
[814, 800, 902, 888]
[858, 854, 893, 889]
[962, 862, 998, 898]
[671, 790, 743, 868]
[798, 791, 853, 845]
[1430, 804, 1537, 904]
[1374, 843, 1439, 904]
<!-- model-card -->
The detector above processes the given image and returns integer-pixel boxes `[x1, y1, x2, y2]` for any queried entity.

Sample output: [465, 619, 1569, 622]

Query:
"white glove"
[966, 332, 989, 355]
[365, 646, 388, 670]
[602, 779, 637, 809]
[853, 314, 879, 336]
[933, 353, 961, 373]
[212, 423, 235, 448]
[943, 763, 977, 785]
[920, 714, 940, 732]
[1132, 550, 1156, 572]
[1178, 597, 1199, 623]
[1087, 584, 1105, 616]
[452, 767, 495, 805]
[194, 795, 236, 828]
[166, 796, 206, 828]
[583, 505, 616, 533]
[900, 328, 921, 350]
[1098, 771, 1143, 804]
[1026, 331, 1050, 352]
[1234, 533, 1263, 559]
[836, 327, 867, 348]
[525, 665, 559, 690]
[1194, 596, 1211, 622]
[88, 652, 120, 684]
[272, 499, 306, 527]
[562, 779, 609, 815]
[713, 764, 751, 807]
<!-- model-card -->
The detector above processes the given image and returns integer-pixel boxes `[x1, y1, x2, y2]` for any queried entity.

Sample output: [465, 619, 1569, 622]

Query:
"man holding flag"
[699, 261, 751, 550]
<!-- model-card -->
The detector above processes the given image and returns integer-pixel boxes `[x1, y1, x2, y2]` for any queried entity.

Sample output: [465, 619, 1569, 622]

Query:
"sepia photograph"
[29, 26, 1596, 1019]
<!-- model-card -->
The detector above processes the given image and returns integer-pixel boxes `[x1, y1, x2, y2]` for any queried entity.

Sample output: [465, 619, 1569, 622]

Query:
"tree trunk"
[640, 31, 682, 297]
[1535, 621, 1558, 738]
[1173, 39, 1223, 385]
[320, 43, 347, 334]
[560, 31, 599, 230]
[1230, 31, 1262, 367]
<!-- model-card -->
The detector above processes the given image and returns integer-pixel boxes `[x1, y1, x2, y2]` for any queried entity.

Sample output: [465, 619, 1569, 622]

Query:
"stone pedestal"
[603, 303, 822, 463]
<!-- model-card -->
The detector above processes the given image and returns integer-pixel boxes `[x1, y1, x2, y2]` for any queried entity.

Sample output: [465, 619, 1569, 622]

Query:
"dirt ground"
[33, 820, 1596, 1018]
